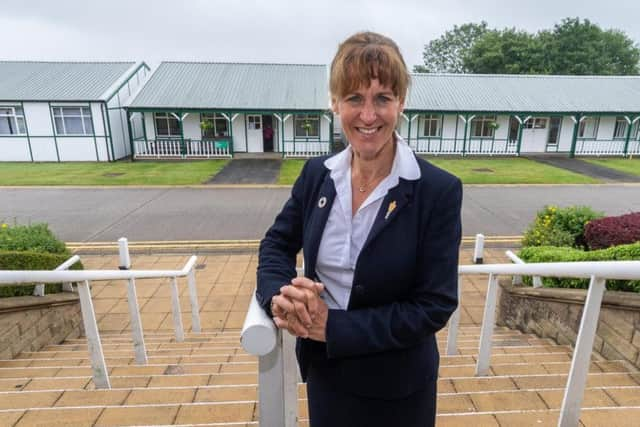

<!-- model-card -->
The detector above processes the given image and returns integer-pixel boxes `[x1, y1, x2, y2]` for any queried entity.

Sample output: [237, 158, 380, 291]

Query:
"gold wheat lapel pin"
[385, 201, 397, 220]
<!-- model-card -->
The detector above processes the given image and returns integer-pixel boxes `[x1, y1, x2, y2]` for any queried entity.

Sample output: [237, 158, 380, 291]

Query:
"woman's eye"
[346, 95, 362, 104]
[376, 95, 392, 104]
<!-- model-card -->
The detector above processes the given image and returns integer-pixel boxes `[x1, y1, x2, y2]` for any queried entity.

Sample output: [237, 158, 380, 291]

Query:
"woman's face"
[333, 78, 404, 161]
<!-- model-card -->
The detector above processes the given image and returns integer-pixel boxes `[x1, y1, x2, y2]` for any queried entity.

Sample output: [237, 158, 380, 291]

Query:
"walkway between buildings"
[0, 249, 639, 426]
[207, 158, 282, 184]
[528, 155, 640, 183]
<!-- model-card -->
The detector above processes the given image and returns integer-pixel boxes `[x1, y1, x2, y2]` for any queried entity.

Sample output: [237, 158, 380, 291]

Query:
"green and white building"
[399, 74, 640, 157]
[126, 62, 332, 159]
[0, 61, 150, 162]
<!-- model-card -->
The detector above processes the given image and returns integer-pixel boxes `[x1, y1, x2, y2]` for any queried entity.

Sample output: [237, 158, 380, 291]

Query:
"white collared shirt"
[316, 135, 421, 309]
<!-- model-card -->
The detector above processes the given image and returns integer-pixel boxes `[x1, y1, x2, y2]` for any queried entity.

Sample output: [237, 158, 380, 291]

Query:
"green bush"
[0, 223, 67, 253]
[0, 250, 83, 298]
[521, 205, 604, 249]
[518, 242, 640, 292]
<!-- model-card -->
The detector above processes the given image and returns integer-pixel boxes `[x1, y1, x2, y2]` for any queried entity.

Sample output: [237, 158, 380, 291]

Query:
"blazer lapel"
[305, 173, 336, 275]
[362, 178, 415, 250]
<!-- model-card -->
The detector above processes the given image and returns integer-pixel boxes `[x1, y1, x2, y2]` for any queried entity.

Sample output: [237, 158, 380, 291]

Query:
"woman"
[256, 31, 462, 427]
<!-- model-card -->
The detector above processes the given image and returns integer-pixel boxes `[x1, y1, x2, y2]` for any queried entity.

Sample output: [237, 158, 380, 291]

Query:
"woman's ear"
[331, 97, 339, 114]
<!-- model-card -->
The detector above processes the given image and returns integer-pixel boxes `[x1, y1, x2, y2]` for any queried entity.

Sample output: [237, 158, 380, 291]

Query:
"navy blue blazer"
[257, 153, 462, 399]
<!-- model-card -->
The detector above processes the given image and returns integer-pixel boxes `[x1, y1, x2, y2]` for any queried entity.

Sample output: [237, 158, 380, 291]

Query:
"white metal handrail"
[242, 259, 640, 427]
[0, 241, 200, 390]
[33, 254, 81, 296]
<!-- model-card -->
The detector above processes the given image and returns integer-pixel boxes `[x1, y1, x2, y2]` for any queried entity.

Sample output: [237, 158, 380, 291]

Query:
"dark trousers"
[306, 363, 437, 427]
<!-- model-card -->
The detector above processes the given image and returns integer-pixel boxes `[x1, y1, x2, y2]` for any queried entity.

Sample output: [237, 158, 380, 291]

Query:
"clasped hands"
[270, 277, 328, 342]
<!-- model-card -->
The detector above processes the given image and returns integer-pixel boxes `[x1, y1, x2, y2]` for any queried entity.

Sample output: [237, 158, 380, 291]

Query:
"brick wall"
[497, 281, 640, 368]
[0, 293, 83, 360]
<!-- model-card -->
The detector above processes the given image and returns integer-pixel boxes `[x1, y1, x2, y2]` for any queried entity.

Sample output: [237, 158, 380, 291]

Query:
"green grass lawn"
[583, 158, 640, 177]
[278, 157, 599, 185]
[0, 160, 229, 185]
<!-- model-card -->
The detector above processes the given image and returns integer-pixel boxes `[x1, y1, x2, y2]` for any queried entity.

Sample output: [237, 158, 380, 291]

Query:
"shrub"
[518, 242, 640, 292]
[0, 250, 84, 298]
[521, 205, 604, 249]
[584, 211, 640, 250]
[0, 223, 67, 253]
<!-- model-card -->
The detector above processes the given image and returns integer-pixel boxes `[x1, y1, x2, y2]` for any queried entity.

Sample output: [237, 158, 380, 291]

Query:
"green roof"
[128, 62, 329, 111]
[407, 74, 640, 114]
[0, 61, 137, 101]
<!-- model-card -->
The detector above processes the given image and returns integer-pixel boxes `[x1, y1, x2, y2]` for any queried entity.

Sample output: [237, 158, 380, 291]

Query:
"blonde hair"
[330, 32, 410, 103]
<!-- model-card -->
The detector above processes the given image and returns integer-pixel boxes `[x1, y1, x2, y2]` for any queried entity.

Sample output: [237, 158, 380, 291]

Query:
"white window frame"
[578, 117, 599, 139]
[154, 112, 181, 137]
[52, 106, 94, 136]
[294, 114, 320, 138]
[0, 106, 26, 135]
[523, 117, 547, 129]
[421, 114, 441, 137]
[201, 113, 229, 138]
[613, 117, 628, 139]
[470, 115, 496, 138]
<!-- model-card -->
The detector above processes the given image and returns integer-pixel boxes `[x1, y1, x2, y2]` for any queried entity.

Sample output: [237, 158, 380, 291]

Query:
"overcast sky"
[2, 0, 639, 71]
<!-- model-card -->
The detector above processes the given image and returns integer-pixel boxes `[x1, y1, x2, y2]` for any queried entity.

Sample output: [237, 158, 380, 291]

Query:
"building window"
[52, 106, 94, 135]
[0, 106, 26, 135]
[578, 117, 599, 139]
[295, 114, 319, 138]
[154, 112, 180, 137]
[421, 114, 441, 137]
[523, 117, 547, 129]
[613, 117, 628, 139]
[470, 115, 497, 138]
[633, 121, 640, 139]
[201, 113, 229, 138]
[247, 115, 262, 130]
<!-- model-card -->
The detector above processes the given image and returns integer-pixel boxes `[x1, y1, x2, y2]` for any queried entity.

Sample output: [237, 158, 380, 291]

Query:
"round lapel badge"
[318, 196, 327, 208]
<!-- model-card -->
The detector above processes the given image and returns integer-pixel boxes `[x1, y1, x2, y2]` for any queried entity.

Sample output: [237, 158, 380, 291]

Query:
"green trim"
[404, 109, 640, 117]
[100, 103, 110, 161]
[103, 62, 150, 103]
[20, 101, 34, 162]
[0, 134, 107, 138]
[127, 107, 330, 115]
[47, 102, 61, 162]
[243, 114, 248, 153]
[178, 111, 185, 156]
[462, 114, 469, 156]
[329, 114, 334, 151]
[622, 116, 636, 156]
[569, 114, 582, 158]
[142, 111, 148, 147]
[407, 113, 412, 146]
[226, 111, 234, 158]
[102, 102, 116, 161]
[126, 110, 135, 161]
[516, 116, 523, 155]
[90, 106, 99, 161]
[280, 112, 285, 156]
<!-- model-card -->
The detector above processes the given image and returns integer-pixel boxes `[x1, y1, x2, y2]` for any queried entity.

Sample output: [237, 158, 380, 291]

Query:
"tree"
[541, 18, 640, 75]
[464, 29, 546, 74]
[414, 22, 488, 73]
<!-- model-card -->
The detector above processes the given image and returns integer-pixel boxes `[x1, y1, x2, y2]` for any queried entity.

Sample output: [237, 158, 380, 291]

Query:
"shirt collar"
[324, 132, 421, 182]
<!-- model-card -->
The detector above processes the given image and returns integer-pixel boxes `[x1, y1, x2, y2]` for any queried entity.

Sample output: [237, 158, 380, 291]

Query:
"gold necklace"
[356, 172, 384, 193]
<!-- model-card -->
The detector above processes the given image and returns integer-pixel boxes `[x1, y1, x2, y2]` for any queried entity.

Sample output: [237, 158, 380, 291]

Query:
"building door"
[262, 115, 274, 152]
[508, 116, 519, 144]
[246, 114, 263, 153]
[546, 117, 562, 151]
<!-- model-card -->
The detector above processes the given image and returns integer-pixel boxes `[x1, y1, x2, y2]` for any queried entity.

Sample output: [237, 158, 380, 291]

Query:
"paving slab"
[208, 159, 282, 184]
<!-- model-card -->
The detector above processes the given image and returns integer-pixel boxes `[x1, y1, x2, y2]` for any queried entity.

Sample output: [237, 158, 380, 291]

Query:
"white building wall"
[598, 116, 616, 140]
[57, 137, 100, 161]
[1, 138, 31, 161]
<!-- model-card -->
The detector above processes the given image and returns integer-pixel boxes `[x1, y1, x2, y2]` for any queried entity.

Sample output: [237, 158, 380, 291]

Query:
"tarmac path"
[2, 185, 640, 242]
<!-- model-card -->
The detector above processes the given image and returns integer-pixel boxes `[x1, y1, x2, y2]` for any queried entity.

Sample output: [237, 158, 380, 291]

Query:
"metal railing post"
[506, 250, 542, 287]
[446, 274, 462, 356]
[187, 268, 201, 333]
[118, 238, 148, 364]
[170, 276, 185, 342]
[77, 280, 111, 389]
[476, 273, 499, 376]
[34, 255, 81, 296]
[558, 276, 606, 427]
[473, 233, 485, 264]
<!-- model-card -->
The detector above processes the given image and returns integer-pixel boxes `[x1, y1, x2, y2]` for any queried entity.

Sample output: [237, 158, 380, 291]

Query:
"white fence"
[242, 258, 640, 427]
[0, 238, 201, 389]
[133, 138, 232, 158]
[282, 140, 331, 158]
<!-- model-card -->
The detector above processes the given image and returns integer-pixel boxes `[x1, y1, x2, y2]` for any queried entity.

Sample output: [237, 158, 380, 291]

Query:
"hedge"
[521, 205, 603, 249]
[0, 223, 67, 253]
[584, 211, 640, 250]
[518, 242, 640, 292]
[0, 250, 84, 298]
